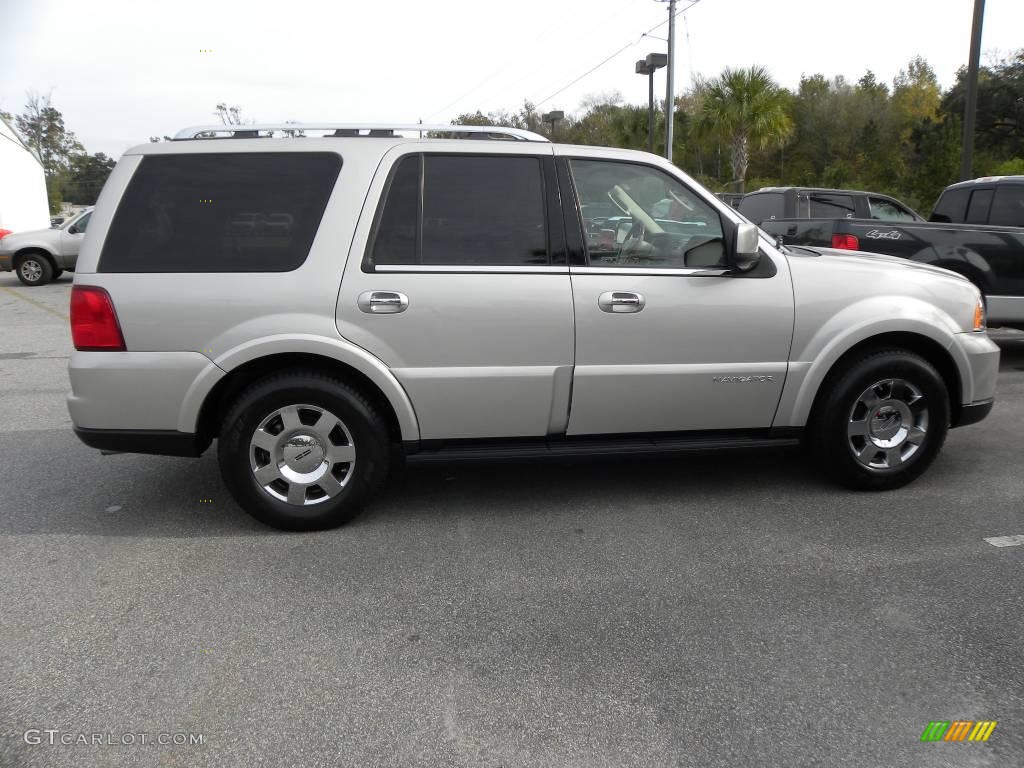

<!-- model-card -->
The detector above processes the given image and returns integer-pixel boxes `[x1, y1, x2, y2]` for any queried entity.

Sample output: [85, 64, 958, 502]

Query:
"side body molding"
[176, 333, 420, 440]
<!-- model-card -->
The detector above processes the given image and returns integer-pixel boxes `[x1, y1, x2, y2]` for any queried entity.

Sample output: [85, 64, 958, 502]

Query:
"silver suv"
[67, 123, 1000, 530]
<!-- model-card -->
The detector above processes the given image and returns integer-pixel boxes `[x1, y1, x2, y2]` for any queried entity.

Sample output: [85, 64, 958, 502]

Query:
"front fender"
[177, 333, 420, 440]
[776, 295, 966, 427]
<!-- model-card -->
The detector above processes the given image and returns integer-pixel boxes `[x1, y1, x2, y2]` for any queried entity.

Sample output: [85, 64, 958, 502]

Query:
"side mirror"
[731, 222, 761, 272]
[68, 225, 80, 235]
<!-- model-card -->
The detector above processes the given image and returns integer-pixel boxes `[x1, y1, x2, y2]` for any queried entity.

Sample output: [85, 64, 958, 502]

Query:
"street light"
[542, 111, 564, 141]
[636, 53, 667, 154]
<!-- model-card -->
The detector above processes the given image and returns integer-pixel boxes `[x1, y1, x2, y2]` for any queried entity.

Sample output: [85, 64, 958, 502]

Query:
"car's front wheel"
[809, 349, 950, 490]
[218, 372, 391, 531]
[15, 253, 54, 286]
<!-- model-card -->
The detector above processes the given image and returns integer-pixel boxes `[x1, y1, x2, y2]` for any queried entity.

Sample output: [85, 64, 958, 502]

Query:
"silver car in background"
[0, 207, 93, 285]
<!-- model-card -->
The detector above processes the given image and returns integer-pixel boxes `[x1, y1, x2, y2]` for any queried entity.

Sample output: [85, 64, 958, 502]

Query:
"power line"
[534, 42, 638, 107]
[424, 0, 637, 121]
[533, 0, 702, 109]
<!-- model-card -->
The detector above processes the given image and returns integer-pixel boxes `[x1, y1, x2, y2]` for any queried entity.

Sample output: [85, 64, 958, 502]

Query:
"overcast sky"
[1, 0, 1021, 159]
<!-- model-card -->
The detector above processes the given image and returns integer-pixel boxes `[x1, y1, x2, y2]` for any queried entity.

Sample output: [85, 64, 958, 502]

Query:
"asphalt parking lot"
[1, 273, 1022, 768]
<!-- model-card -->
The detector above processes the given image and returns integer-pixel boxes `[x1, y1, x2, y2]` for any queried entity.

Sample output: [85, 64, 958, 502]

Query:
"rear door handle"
[357, 291, 409, 314]
[598, 291, 645, 313]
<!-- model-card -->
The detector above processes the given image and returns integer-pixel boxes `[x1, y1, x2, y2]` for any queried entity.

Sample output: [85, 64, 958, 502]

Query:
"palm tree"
[696, 66, 792, 193]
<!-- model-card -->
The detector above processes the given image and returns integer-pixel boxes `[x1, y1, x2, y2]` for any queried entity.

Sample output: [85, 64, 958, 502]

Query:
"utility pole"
[665, 0, 677, 161]
[960, 0, 986, 180]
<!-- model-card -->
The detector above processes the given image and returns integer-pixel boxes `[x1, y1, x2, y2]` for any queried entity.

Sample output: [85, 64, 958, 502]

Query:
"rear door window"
[367, 154, 549, 268]
[804, 193, 856, 218]
[99, 152, 341, 272]
[931, 187, 970, 222]
[868, 197, 917, 221]
[737, 192, 783, 224]
[965, 188, 994, 225]
[988, 185, 1024, 227]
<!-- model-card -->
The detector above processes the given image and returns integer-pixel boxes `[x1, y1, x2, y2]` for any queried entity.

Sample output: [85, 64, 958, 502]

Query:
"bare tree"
[214, 103, 248, 125]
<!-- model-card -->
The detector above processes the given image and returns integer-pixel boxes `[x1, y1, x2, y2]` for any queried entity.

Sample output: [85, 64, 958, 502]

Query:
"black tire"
[808, 349, 949, 491]
[52, 268, 64, 280]
[14, 253, 54, 286]
[217, 371, 391, 531]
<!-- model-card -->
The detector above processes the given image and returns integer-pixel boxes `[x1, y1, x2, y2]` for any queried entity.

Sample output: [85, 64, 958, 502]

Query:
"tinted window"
[868, 197, 917, 222]
[100, 153, 341, 272]
[738, 192, 784, 224]
[804, 193, 856, 218]
[367, 154, 548, 267]
[965, 189, 994, 224]
[72, 212, 92, 233]
[370, 155, 419, 266]
[570, 159, 724, 268]
[988, 185, 1024, 227]
[931, 186, 970, 222]
[422, 155, 546, 266]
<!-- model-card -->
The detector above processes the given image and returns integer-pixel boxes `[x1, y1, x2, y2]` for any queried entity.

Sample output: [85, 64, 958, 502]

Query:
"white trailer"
[0, 115, 50, 236]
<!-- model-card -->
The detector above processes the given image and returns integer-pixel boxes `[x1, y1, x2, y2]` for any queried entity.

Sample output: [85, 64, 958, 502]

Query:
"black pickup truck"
[931, 176, 1024, 227]
[740, 186, 1024, 327]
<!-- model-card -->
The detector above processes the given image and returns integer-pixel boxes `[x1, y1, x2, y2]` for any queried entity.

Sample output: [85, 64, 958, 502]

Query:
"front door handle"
[598, 291, 645, 313]
[357, 291, 409, 314]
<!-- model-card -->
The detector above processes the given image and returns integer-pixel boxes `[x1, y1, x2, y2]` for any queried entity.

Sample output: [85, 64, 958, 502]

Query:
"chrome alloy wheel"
[248, 404, 355, 506]
[19, 259, 43, 283]
[846, 378, 928, 470]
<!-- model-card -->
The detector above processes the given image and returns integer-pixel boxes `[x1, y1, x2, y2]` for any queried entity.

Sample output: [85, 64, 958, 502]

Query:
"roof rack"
[172, 123, 550, 142]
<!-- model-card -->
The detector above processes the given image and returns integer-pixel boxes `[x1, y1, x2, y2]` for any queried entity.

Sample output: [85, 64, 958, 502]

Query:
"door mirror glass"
[732, 222, 761, 272]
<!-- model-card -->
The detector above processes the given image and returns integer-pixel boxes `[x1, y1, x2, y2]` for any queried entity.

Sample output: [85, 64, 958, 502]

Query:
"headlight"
[973, 298, 986, 332]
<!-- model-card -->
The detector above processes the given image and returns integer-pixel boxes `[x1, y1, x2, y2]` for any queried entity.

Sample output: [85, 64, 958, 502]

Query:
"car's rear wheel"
[15, 253, 54, 286]
[218, 371, 391, 531]
[808, 349, 949, 490]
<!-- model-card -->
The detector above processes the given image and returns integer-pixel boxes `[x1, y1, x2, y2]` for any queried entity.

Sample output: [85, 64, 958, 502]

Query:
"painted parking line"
[983, 535, 1024, 547]
[0, 286, 69, 320]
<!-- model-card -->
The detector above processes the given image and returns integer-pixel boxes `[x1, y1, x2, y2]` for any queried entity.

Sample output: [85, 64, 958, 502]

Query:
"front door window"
[570, 160, 726, 268]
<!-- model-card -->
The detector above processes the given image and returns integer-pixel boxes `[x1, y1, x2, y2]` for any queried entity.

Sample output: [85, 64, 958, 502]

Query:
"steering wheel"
[608, 185, 664, 235]
[618, 220, 656, 263]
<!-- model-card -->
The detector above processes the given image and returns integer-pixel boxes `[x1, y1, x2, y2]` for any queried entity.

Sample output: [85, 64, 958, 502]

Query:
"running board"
[405, 432, 801, 463]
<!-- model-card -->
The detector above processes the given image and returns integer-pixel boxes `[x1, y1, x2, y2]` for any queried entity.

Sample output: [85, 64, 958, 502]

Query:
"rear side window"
[368, 154, 548, 268]
[99, 152, 341, 272]
[738, 192, 783, 224]
[965, 189, 994, 224]
[802, 193, 856, 218]
[931, 187, 970, 222]
[988, 185, 1024, 227]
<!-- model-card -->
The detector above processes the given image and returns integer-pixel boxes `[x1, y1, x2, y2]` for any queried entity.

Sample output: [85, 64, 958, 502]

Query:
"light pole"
[960, 0, 986, 180]
[636, 53, 667, 154]
[542, 110, 564, 141]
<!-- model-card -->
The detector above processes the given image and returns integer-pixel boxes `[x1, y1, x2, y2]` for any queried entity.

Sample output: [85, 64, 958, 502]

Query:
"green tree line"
[1, 92, 115, 215]
[4, 51, 1020, 218]
[455, 51, 1024, 214]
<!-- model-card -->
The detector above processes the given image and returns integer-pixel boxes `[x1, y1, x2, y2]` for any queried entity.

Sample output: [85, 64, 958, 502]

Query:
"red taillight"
[0, 228, 12, 240]
[70, 285, 126, 351]
[830, 233, 859, 250]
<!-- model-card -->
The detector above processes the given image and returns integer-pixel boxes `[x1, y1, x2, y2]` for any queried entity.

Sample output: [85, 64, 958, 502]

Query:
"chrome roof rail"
[172, 123, 550, 142]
